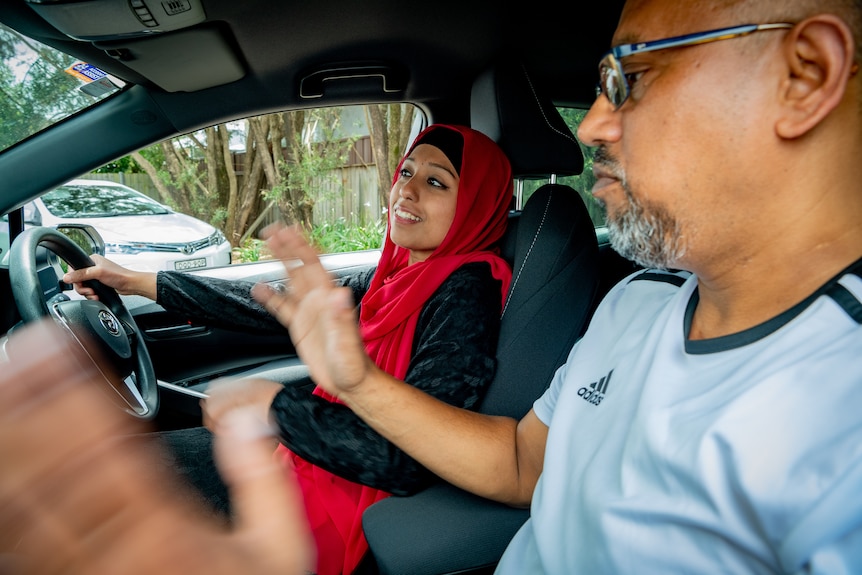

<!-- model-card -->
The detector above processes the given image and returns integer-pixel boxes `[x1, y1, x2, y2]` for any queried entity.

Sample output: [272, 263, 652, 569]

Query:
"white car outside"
[22, 179, 231, 272]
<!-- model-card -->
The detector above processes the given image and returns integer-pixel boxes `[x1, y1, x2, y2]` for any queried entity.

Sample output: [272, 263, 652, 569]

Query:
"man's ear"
[776, 15, 856, 139]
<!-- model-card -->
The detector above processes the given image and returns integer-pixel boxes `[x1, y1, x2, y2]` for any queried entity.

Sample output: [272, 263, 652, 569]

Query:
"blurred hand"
[63, 254, 158, 301]
[0, 320, 315, 575]
[251, 224, 375, 397]
[202, 377, 282, 441]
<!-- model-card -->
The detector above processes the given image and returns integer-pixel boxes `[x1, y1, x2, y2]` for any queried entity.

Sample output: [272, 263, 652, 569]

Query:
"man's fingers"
[251, 283, 295, 325]
[259, 224, 335, 305]
[0, 320, 155, 564]
[213, 408, 316, 573]
[1, 321, 115, 427]
[262, 224, 325, 270]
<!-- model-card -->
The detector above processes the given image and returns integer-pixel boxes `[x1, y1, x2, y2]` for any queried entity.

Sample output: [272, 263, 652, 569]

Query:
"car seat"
[360, 61, 601, 575]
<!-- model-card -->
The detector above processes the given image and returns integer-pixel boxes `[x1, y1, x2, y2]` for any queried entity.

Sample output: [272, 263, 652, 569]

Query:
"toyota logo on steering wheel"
[98, 310, 122, 337]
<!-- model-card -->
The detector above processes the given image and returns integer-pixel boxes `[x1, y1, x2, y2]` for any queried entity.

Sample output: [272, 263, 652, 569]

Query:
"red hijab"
[279, 124, 513, 575]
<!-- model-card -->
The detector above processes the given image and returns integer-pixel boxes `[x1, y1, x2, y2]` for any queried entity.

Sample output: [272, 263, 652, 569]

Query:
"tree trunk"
[238, 150, 265, 239]
[366, 105, 391, 217]
[250, 116, 279, 191]
[397, 104, 414, 158]
[219, 125, 241, 245]
[236, 120, 267, 242]
[130, 151, 173, 205]
[160, 141, 193, 214]
[366, 104, 417, 223]
[277, 111, 314, 231]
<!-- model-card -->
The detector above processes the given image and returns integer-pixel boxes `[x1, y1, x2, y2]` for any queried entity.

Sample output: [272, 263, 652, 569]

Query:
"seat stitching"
[520, 63, 578, 146]
[501, 189, 552, 318]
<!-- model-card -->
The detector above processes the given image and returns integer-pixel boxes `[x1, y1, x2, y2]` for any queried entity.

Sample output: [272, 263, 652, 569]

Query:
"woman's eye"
[427, 177, 445, 189]
[398, 168, 412, 178]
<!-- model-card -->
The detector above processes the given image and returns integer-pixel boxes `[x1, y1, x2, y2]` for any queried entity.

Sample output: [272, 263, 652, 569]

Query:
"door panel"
[127, 250, 380, 429]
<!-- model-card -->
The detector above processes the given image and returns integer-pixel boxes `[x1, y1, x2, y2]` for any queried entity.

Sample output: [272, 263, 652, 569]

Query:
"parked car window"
[39, 183, 172, 218]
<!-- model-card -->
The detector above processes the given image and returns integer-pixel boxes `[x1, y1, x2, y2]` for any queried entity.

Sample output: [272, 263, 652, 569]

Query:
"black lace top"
[156, 262, 502, 495]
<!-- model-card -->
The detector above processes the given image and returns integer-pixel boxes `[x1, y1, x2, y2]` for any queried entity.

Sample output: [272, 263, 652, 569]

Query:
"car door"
[90, 104, 407, 429]
[130, 250, 381, 429]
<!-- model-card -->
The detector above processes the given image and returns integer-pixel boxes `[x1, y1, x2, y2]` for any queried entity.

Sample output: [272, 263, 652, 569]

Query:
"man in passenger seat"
[255, 0, 862, 573]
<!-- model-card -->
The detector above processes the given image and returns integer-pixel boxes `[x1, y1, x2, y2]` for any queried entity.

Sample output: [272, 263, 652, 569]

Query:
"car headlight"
[211, 229, 227, 246]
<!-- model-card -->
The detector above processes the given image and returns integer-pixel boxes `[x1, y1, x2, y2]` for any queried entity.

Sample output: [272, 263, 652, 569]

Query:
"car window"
[0, 22, 124, 154]
[83, 105, 606, 270]
[40, 183, 171, 218]
[1, 92, 602, 271]
[520, 107, 605, 228]
[75, 105, 425, 266]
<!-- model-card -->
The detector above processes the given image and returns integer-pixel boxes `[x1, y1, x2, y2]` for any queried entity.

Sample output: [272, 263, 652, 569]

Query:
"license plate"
[174, 257, 207, 270]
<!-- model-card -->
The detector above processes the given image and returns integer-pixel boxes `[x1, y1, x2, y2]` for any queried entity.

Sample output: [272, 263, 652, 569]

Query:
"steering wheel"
[9, 227, 159, 420]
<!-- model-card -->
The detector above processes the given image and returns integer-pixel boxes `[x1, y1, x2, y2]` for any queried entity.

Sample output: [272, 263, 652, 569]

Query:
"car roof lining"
[0, 0, 622, 106]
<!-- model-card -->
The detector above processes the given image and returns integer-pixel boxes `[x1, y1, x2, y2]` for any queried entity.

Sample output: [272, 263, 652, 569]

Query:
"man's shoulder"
[587, 268, 693, 329]
[602, 267, 693, 303]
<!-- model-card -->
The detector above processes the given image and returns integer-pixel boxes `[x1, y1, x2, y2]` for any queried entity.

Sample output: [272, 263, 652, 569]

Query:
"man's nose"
[577, 96, 621, 148]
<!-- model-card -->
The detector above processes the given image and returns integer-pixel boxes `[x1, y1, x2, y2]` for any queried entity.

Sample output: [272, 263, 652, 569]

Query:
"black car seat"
[360, 61, 601, 575]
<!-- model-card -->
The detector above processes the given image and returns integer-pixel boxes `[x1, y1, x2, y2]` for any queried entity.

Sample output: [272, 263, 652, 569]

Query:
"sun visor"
[24, 0, 243, 92]
[94, 26, 246, 92]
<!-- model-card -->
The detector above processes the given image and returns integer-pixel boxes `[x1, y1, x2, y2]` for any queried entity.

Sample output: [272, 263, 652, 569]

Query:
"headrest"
[470, 60, 584, 178]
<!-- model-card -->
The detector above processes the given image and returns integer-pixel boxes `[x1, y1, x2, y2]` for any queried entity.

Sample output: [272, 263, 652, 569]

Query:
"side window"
[70, 104, 424, 271]
[521, 107, 605, 229]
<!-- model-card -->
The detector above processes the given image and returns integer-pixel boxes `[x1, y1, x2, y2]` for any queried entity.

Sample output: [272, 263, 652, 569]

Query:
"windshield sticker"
[64, 61, 120, 97]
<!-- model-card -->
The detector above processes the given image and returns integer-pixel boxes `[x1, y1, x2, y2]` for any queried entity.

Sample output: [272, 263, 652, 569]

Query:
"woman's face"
[389, 142, 459, 264]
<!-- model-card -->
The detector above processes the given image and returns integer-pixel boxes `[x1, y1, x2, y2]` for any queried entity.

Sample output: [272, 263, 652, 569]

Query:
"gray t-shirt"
[497, 264, 862, 574]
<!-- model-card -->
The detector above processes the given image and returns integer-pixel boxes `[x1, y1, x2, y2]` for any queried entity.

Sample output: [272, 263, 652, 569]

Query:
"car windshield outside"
[41, 182, 172, 218]
[0, 22, 124, 154]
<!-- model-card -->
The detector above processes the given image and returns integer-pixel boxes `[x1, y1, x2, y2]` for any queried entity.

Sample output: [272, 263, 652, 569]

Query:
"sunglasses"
[596, 22, 794, 110]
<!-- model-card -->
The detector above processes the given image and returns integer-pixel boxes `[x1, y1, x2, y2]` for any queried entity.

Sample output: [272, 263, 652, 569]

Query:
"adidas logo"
[578, 370, 613, 406]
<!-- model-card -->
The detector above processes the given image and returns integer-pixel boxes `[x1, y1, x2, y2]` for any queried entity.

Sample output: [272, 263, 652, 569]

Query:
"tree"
[365, 104, 417, 217]
[267, 108, 359, 233]
[123, 127, 225, 232]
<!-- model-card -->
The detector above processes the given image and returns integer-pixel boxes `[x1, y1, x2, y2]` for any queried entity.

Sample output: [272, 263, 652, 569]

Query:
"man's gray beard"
[604, 182, 686, 271]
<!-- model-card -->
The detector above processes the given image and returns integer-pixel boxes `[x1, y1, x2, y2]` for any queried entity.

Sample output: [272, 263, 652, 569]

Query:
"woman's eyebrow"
[403, 156, 457, 179]
[428, 162, 457, 179]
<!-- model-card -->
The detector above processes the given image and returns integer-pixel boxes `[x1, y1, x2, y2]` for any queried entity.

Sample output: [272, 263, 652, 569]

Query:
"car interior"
[0, 0, 637, 573]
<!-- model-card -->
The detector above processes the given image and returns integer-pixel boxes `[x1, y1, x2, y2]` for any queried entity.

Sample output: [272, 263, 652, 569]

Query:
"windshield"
[41, 183, 172, 217]
[0, 22, 124, 153]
